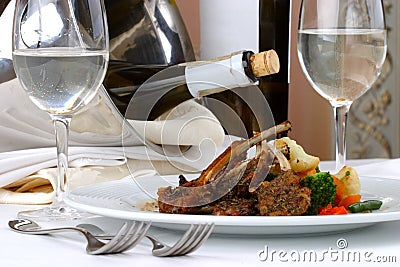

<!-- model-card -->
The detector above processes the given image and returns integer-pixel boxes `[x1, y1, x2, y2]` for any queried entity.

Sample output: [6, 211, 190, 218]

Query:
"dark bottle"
[199, 0, 291, 136]
[103, 62, 168, 115]
[103, 0, 196, 114]
[125, 50, 280, 124]
[258, 0, 291, 126]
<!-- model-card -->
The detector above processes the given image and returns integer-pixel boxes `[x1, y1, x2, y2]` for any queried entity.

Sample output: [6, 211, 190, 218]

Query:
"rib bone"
[198, 120, 292, 185]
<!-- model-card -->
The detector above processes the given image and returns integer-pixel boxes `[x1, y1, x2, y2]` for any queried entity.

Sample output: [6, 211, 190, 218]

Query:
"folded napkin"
[0, 78, 225, 150]
[0, 78, 227, 204]
[129, 100, 224, 146]
[0, 163, 169, 204]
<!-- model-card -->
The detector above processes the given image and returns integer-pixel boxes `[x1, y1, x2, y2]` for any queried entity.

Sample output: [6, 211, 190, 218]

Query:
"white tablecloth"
[0, 159, 399, 267]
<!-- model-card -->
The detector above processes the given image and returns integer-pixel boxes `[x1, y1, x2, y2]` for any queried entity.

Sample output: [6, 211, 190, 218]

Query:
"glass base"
[17, 200, 95, 222]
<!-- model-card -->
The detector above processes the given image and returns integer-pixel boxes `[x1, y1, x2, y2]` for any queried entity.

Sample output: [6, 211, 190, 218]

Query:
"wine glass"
[297, 0, 387, 171]
[12, 0, 109, 220]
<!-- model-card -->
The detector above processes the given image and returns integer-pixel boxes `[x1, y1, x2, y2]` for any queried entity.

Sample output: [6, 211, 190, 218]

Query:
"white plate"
[65, 175, 400, 235]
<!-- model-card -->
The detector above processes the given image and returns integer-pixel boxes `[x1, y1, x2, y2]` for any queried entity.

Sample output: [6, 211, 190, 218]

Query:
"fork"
[8, 219, 151, 255]
[78, 222, 215, 257]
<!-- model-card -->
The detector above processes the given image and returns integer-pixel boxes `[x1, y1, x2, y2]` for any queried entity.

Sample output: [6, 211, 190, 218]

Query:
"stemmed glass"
[12, 0, 109, 220]
[297, 0, 387, 171]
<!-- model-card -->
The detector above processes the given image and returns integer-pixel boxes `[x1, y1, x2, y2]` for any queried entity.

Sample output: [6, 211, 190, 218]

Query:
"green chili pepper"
[347, 200, 383, 213]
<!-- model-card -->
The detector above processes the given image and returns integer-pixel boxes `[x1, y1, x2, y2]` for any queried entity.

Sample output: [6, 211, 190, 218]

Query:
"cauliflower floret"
[275, 137, 320, 173]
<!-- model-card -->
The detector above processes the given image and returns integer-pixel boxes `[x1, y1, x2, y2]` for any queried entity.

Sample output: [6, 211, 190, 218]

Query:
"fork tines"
[93, 221, 152, 255]
[153, 223, 215, 257]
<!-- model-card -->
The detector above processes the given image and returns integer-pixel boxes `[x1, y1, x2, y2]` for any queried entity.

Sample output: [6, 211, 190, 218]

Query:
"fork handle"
[14, 226, 89, 235]
[9, 219, 90, 236]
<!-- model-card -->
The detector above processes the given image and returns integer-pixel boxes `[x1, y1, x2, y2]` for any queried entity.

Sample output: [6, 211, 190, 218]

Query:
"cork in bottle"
[249, 49, 280, 77]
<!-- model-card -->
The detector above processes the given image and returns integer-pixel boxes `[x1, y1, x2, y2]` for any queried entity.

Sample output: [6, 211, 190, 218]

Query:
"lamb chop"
[157, 121, 312, 216]
[257, 170, 311, 216]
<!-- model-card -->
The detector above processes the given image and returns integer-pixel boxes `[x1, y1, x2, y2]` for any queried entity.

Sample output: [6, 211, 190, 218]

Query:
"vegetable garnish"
[300, 172, 336, 215]
[339, 194, 362, 208]
[347, 200, 383, 213]
[318, 204, 347, 215]
[332, 175, 345, 206]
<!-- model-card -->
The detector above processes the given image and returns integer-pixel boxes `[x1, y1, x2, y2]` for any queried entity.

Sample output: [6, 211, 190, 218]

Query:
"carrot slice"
[332, 175, 345, 206]
[318, 204, 347, 215]
[297, 168, 317, 179]
[339, 194, 362, 208]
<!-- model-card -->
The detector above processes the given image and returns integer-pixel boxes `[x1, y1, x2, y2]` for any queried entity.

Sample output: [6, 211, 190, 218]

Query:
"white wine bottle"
[125, 49, 280, 121]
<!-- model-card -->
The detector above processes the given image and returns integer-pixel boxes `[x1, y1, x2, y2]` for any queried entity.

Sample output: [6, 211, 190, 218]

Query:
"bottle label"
[185, 52, 255, 98]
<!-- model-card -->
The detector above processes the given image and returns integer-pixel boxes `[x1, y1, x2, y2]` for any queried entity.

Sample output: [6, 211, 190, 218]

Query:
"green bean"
[347, 200, 383, 213]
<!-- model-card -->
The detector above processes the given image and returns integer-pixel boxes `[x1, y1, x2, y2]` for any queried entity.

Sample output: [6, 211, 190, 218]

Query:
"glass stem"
[332, 104, 351, 172]
[52, 115, 72, 206]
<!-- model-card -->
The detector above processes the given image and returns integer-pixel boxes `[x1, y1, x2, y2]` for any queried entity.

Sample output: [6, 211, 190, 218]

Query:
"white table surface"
[1, 159, 400, 267]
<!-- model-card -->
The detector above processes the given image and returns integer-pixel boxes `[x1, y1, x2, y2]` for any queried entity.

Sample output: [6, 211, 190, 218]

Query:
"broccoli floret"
[300, 172, 336, 215]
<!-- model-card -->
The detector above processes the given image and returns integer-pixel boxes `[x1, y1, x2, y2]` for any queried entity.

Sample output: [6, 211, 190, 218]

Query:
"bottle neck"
[185, 51, 257, 98]
[242, 50, 257, 83]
